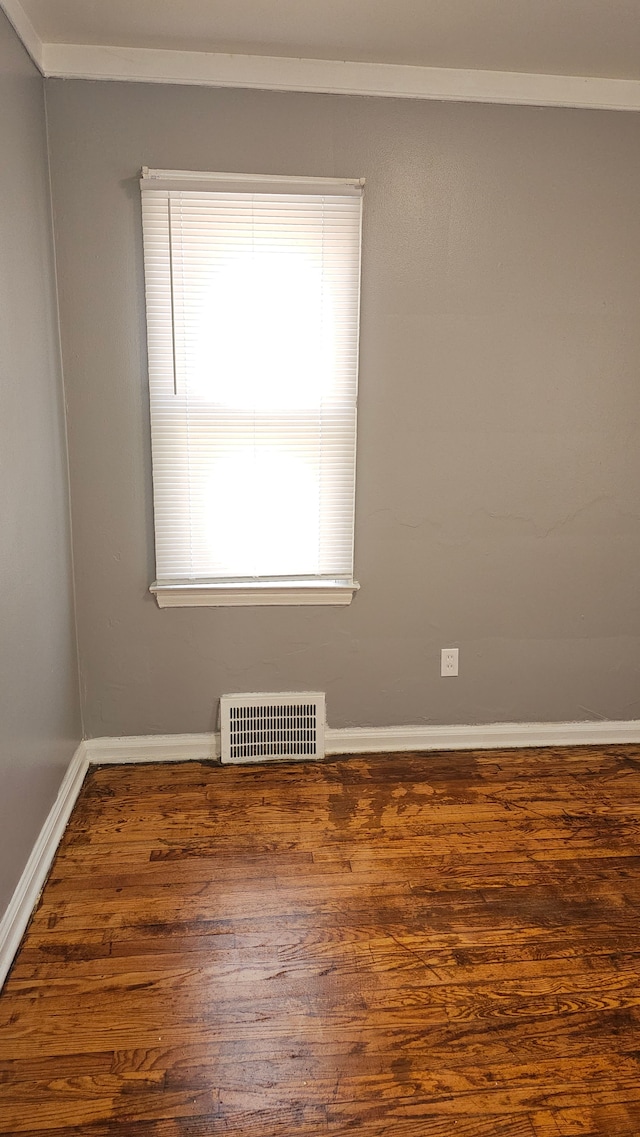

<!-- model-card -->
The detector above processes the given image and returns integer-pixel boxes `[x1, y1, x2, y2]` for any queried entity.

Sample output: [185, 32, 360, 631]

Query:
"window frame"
[140, 168, 364, 608]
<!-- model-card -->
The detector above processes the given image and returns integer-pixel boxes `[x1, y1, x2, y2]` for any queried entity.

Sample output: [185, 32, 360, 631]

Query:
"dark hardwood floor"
[2, 746, 640, 1135]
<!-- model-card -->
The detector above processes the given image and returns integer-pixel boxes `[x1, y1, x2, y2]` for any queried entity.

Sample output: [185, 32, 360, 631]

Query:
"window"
[140, 168, 363, 607]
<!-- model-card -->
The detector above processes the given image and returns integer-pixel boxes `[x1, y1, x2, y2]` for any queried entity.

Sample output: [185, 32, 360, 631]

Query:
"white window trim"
[141, 169, 363, 609]
[141, 168, 364, 193]
[150, 578, 360, 608]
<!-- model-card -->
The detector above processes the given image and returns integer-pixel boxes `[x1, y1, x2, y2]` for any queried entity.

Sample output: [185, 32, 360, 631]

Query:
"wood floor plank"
[530, 1102, 640, 1135]
[2, 746, 640, 1134]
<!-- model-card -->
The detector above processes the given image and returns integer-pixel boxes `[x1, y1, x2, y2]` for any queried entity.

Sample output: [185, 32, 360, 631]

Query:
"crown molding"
[0, 0, 43, 71]
[0, 2, 638, 114]
[39, 41, 640, 112]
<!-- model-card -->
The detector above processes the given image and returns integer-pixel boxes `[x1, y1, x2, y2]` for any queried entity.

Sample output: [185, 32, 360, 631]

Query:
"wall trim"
[3, 716, 640, 988]
[83, 718, 640, 766]
[0, 0, 43, 71]
[0, 742, 89, 990]
[324, 719, 640, 753]
[40, 42, 640, 114]
[86, 732, 220, 764]
[2, 1, 640, 112]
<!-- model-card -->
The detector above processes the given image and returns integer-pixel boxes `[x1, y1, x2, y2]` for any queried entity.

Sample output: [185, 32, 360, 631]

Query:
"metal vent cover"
[220, 692, 326, 764]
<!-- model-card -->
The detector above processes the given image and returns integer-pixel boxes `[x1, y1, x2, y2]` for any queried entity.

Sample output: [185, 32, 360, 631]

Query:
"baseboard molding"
[325, 719, 640, 753]
[4, 717, 640, 990]
[83, 718, 640, 765]
[86, 732, 220, 764]
[0, 741, 89, 990]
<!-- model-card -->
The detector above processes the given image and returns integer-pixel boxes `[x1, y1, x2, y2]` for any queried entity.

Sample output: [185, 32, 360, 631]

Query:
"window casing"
[140, 169, 363, 607]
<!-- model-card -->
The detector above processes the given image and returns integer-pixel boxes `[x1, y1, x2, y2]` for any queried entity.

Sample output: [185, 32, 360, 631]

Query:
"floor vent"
[220, 693, 326, 764]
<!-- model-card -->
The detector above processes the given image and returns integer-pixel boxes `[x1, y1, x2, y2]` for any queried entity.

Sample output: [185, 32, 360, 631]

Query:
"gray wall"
[0, 14, 81, 914]
[46, 79, 640, 737]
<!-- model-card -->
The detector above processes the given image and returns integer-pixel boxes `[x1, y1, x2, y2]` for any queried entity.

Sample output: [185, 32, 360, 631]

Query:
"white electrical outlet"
[441, 648, 459, 677]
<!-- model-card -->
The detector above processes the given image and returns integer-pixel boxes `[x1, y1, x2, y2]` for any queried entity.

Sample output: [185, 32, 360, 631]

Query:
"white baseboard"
[0, 741, 89, 990]
[325, 719, 640, 753]
[83, 718, 640, 765]
[3, 717, 640, 990]
[86, 732, 220, 764]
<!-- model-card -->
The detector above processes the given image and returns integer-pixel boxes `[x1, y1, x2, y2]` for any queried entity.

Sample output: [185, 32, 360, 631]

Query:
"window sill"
[150, 579, 360, 608]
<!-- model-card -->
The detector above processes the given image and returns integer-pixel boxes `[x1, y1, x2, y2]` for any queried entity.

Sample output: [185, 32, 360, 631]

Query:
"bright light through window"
[193, 252, 332, 410]
[205, 448, 320, 578]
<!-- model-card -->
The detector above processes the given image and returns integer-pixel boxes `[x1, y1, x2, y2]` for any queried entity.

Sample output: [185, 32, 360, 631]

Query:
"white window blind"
[140, 169, 363, 606]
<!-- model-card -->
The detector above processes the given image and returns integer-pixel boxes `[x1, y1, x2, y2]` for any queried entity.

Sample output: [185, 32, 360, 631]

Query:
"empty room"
[1, 2, 640, 1134]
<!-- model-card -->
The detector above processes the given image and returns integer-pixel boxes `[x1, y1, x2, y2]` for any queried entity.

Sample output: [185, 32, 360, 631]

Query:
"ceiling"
[15, 0, 640, 81]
